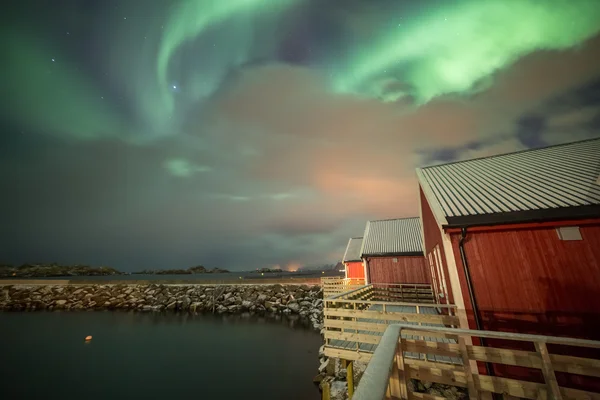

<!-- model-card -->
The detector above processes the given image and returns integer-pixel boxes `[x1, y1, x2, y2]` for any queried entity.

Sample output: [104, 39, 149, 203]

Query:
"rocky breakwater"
[0, 283, 325, 330]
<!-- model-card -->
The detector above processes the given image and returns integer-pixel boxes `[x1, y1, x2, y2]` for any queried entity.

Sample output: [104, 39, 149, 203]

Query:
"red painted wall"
[449, 222, 600, 340]
[449, 222, 600, 389]
[420, 186, 454, 304]
[344, 261, 364, 280]
[366, 256, 431, 284]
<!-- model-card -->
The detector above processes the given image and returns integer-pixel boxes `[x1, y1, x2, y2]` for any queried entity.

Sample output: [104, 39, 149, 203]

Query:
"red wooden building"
[416, 138, 600, 341]
[342, 237, 365, 280]
[361, 217, 432, 285]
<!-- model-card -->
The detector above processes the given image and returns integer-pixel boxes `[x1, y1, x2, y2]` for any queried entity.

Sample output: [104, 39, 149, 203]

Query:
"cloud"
[164, 158, 212, 177]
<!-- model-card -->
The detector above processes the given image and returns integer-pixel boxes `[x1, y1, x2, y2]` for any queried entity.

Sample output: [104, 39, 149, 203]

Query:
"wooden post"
[347, 361, 354, 399]
[535, 341, 563, 400]
[458, 336, 479, 400]
[322, 381, 331, 400]
[389, 336, 408, 399]
[354, 303, 359, 351]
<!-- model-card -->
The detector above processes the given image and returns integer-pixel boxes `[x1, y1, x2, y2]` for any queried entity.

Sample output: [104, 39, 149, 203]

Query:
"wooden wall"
[344, 261, 364, 280]
[366, 256, 431, 284]
[420, 186, 454, 303]
[449, 222, 600, 341]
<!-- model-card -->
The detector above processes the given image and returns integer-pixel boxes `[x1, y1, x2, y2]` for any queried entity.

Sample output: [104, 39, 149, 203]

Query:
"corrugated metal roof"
[417, 138, 600, 225]
[342, 237, 363, 262]
[361, 217, 424, 256]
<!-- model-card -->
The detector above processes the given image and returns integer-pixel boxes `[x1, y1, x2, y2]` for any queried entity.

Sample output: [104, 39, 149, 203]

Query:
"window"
[392, 258, 398, 263]
[556, 226, 582, 241]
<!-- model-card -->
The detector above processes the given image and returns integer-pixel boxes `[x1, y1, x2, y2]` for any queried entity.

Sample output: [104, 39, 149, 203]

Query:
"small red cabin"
[342, 237, 365, 280]
[362, 217, 432, 285]
[416, 138, 600, 341]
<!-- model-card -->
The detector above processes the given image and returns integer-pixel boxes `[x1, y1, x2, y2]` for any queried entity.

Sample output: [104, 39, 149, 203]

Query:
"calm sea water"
[0, 312, 322, 400]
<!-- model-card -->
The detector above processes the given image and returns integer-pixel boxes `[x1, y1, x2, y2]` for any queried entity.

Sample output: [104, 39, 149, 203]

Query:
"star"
[51, 58, 55, 62]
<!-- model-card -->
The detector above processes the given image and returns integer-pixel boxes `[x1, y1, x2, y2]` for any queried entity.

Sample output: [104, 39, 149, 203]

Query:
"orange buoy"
[85, 335, 92, 341]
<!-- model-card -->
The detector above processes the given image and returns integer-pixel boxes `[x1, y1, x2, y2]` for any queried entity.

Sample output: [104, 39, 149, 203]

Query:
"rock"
[313, 373, 325, 385]
[287, 302, 300, 313]
[423, 381, 433, 389]
[166, 301, 176, 310]
[329, 381, 347, 400]
[182, 296, 191, 310]
[55, 300, 67, 306]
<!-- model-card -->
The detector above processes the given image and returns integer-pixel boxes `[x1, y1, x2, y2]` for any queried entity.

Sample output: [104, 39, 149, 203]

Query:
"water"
[0, 312, 322, 400]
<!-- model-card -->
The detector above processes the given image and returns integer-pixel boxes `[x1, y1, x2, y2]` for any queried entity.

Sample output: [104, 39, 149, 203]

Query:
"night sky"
[2, 0, 600, 271]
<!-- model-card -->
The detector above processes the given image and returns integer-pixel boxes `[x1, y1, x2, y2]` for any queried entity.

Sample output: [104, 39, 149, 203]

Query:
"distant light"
[173, 85, 177, 89]
[51, 58, 55, 62]
[322, 271, 325, 274]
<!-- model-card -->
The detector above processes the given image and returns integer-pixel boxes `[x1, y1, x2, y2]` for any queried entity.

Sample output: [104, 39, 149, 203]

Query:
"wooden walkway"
[326, 304, 461, 364]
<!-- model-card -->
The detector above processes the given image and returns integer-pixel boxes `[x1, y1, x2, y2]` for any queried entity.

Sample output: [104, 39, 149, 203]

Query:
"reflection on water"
[0, 312, 321, 400]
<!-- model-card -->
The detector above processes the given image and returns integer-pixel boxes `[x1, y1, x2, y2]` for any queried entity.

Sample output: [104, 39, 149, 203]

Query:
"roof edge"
[419, 137, 600, 170]
[363, 252, 424, 257]
[416, 168, 449, 226]
[442, 204, 600, 229]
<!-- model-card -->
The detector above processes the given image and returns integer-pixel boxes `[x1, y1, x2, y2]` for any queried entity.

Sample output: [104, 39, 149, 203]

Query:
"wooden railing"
[353, 324, 600, 400]
[342, 283, 435, 303]
[321, 277, 365, 298]
[323, 293, 458, 362]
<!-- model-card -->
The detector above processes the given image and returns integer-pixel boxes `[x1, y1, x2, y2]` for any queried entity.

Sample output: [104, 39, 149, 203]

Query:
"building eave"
[363, 251, 424, 258]
[442, 204, 600, 231]
[416, 168, 448, 227]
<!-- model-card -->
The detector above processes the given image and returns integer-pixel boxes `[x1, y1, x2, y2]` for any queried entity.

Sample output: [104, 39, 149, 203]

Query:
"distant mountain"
[0, 263, 123, 278]
[297, 262, 342, 272]
[131, 266, 230, 275]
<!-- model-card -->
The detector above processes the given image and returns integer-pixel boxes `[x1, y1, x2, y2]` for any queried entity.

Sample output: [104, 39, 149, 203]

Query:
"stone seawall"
[0, 283, 324, 330]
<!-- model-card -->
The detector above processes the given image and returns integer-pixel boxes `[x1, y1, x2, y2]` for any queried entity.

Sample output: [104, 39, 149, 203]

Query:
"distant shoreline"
[0, 276, 337, 286]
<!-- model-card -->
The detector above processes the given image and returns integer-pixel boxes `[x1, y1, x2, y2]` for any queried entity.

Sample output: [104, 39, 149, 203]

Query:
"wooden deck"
[322, 284, 459, 363]
[352, 324, 600, 400]
[325, 303, 461, 364]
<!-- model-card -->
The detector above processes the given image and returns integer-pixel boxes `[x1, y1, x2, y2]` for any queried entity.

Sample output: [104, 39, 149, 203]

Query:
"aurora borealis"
[2, 0, 600, 270]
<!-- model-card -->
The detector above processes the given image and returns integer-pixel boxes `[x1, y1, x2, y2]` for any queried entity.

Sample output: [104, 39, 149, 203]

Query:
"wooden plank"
[408, 392, 447, 400]
[325, 298, 457, 309]
[458, 336, 478, 400]
[324, 319, 388, 333]
[402, 329, 459, 342]
[402, 339, 461, 358]
[467, 345, 543, 369]
[323, 347, 373, 363]
[561, 387, 600, 400]
[324, 331, 381, 345]
[551, 354, 600, 378]
[475, 374, 545, 400]
[406, 364, 468, 388]
[389, 343, 403, 399]
[535, 342, 563, 400]
[324, 309, 459, 325]
[405, 364, 547, 399]
[404, 358, 464, 372]
[393, 339, 409, 399]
